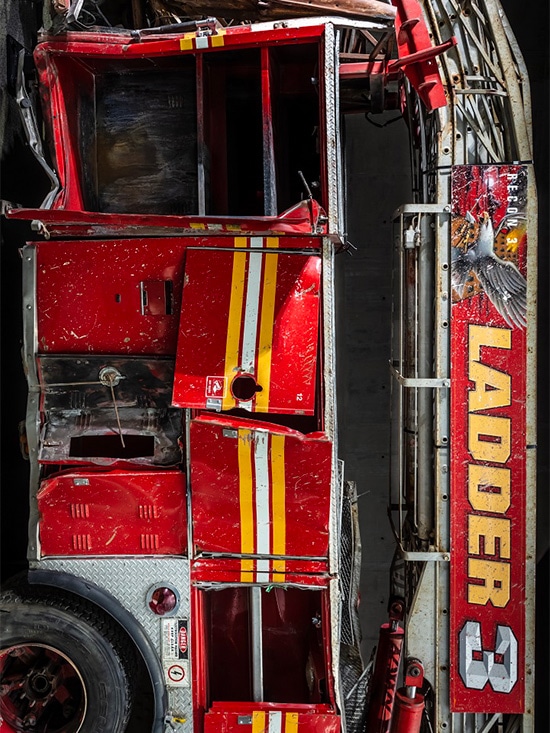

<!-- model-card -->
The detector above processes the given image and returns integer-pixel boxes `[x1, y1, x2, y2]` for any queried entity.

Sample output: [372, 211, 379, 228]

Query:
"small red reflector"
[149, 587, 177, 616]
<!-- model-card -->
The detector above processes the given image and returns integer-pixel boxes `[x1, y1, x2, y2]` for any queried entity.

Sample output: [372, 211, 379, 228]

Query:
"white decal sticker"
[162, 619, 190, 688]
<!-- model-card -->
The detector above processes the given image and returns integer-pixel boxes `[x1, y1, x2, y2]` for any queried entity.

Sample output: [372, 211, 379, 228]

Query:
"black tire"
[0, 598, 133, 733]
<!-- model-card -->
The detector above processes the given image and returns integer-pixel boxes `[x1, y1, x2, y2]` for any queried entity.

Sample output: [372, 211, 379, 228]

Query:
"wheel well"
[4, 569, 167, 733]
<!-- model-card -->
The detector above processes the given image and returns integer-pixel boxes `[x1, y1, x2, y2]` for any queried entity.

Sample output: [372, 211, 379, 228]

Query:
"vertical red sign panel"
[450, 165, 528, 712]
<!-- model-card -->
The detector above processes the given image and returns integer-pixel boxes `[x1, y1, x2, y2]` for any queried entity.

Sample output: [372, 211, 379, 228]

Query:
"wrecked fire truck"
[0, 0, 536, 732]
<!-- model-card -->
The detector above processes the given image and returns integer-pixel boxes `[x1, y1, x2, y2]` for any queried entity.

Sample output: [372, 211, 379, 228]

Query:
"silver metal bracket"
[399, 548, 450, 562]
[392, 203, 450, 218]
[389, 363, 450, 389]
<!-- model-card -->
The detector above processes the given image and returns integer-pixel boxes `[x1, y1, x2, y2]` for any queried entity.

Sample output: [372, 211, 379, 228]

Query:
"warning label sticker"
[167, 663, 187, 685]
[206, 376, 226, 398]
[162, 619, 190, 688]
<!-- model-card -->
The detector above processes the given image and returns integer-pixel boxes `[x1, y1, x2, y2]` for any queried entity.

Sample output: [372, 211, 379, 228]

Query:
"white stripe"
[240, 238, 263, 375]
[254, 431, 270, 582]
[195, 36, 209, 49]
[269, 711, 282, 733]
[256, 558, 270, 582]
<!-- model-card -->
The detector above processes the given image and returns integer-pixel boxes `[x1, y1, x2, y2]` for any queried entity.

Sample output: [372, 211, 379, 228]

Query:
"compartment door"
[190, 415, 332, 582]
[173, 243, 321, 414]
[37, 470, 187, 556]
[204, 708, 339, 733]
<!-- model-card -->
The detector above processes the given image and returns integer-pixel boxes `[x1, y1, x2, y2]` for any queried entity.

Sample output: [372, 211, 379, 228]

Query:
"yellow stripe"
[252, 712, 266, 733]
[238, 430, 254, 581]
[223, 238, 248, 410]
[271, 434, 286, 581]
[255, 238, 279, 413]
[211, 30, 226, 47]
[285, 713, 298, 733]
[180, 35, 194, 51]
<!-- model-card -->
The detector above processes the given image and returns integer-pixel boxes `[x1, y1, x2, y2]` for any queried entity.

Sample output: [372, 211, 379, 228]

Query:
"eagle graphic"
[451, 211, 527, 329]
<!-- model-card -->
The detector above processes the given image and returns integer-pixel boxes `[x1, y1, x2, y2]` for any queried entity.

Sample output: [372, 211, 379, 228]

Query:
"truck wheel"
[0, 600, 133, 733]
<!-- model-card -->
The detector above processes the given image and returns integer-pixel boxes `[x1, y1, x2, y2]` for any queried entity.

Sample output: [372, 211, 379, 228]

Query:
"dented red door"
[173, 243, 322, 414]
[190, 414, 332, 582]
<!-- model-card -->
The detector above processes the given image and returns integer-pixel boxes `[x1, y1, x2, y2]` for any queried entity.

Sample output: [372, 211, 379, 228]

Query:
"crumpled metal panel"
[39, 407, 182, 467]
[190, 414, 332, 580]
[7, 202, 328, 239]
[36, 356, 182, 466]
[191, 558, 330, 587]
[39, 355, 177, 409]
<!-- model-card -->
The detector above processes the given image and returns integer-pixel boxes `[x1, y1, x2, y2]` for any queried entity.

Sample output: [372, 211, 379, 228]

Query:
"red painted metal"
[364, 623, 404, 733]
[34, 236, 323, 357]
[37, 470, 187, 556]
[16, 23, 346, 729]
[339, 3, 455, 112]
[38, 24, 326, 56]
[449, 165, 528, 712]
[208, 702, 336, 714]
[200, 586, 334, 706]
[204, 704, 339, 733]
[191, 584, 336, 717]
[191, 559, 329, 586]
[261, 45, 277, 216]
[403, 659, 424, 691]
[339, 60, 389, 82]
[6, 13, 459, 731]
[0, 717, 17, 733]
[29, 25, 327, 218]
[391, 0, 453, 110]
[35, 239, 186, 355]
[191, 587, 208, 726]
[190, 415, 331, 565]
[173, 249, 322, 414]
[389, 37, 456, 73]
[7, 201, 328, 239]
[388, 659, 424, 733]
[388, 690, 424, 733]
[339, 38, 456, 84]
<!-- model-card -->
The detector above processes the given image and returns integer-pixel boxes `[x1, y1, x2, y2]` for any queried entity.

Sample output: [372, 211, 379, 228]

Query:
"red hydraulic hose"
[364, 621, 404, 733]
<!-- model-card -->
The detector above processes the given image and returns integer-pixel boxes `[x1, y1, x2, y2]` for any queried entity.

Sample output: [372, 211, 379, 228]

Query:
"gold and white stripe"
[238, 429, 286, 582]
[223, 237, 279, 412]
[180, 29, 226, 51]
[252, 711, 299, 733]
